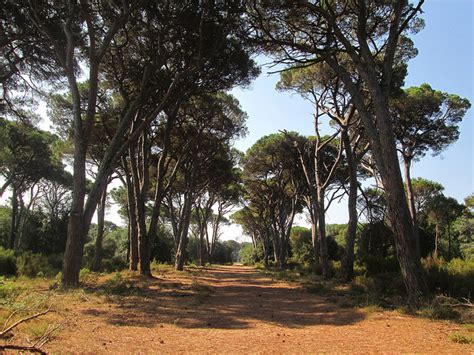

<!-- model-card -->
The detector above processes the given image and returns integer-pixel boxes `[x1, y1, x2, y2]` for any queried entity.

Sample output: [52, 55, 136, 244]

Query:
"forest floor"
[1, 264, 473, 354]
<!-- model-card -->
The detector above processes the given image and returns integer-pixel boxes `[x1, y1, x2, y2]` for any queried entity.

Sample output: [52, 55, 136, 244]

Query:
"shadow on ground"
[80, 265, 366, 330]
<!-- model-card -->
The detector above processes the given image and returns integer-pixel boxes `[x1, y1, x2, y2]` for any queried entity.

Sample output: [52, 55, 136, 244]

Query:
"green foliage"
[357, 222, 399, 275]
[212, 242, 234, 264]
[152, 227, 175, 264]
[0, 277, 24, 303]
[239, 243, 263, 266]
[423, 256, 474, 298]
[16, 251, 57, 277]
[289, 226, 314, 265]
[392, 83, 470, 161]
[448, 333, 473, 344]
[0, 206, 11, 248]
[83, 223, 128, 272]
[0, 247, 16, 275]
[79, 268, 98, 284]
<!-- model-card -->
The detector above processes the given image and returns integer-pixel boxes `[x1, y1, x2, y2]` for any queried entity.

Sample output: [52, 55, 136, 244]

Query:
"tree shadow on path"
[81, 265, 366, 330]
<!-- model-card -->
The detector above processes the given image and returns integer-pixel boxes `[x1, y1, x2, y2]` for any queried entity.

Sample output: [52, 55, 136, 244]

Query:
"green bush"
[239, 243, 263, 265]
[357, 222, 399, 275]
[16, 251, 56, 277]
[0, 247, 16, 276]
[101, 255, 128, 272]
[423, 256, 474, 298]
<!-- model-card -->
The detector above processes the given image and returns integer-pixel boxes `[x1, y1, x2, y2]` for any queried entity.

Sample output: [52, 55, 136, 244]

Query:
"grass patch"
[448, 332, 473, 344]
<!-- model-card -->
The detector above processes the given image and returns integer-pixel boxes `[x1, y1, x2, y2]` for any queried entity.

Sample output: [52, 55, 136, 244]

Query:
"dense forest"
[0, 1, 473, 353]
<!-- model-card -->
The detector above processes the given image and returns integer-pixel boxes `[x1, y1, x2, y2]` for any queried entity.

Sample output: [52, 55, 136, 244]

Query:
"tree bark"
[9, 186, 18, 250]
[316, 187, 330, 279]
[175, 192, 193, 271]
[342, 130, 358, 282]
[123, 159, 139, 271]
[62, 68, 87, 286]
[92, 187, 107, 271]
[403, 156, 420, 257]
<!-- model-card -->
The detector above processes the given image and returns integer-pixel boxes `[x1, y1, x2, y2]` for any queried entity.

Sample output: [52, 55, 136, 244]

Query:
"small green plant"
[0, 277, 24, 304]
[79, 268, 98, 284]
[448, 332, 473, 344]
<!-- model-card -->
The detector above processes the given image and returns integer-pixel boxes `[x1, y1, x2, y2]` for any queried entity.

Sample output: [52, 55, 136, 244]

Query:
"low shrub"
[79, 268, 98, 284]
[0, 247, 16, 276]
[101, 256, 128, 272]
[0, 276, 24, 303]
[16, 251, 56, 277]
[448, 333, 473, 344]
[423, 256, 474, 298]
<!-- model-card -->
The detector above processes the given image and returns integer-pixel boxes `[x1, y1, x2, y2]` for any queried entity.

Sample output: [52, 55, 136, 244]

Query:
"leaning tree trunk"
[92, 187, 107, 271]
[369, 99, 427, 304]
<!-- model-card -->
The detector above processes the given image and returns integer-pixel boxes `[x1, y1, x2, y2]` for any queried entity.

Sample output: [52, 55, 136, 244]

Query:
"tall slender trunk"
[92, 187, 107, 271]
[434, 223, 440, 258]
[199, 228, 206, 266]
[317, 187, 330, 279]
[327, 54, 427, 304]
[403, 156, 420, 257]
[123, 160, 139, 271]
[9, 186, 18, 250]
[342, 130, 358, 282]
[62, 108, 87, 286]
[175, 193, 193, 271]
[310, 215, 320, 270]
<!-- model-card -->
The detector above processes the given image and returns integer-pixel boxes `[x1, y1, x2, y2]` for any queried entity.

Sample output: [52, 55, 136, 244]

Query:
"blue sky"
[229, 0, 473, 227]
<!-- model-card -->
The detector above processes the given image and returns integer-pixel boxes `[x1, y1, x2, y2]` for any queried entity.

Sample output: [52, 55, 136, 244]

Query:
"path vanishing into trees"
[46, 265, 470, 353]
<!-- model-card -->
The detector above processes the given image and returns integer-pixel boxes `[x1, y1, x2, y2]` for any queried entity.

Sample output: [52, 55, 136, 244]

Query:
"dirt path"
[46, 265, 471, 354]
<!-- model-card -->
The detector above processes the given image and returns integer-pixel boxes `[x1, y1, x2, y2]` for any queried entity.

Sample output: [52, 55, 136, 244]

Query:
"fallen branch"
[0, 344, 47, 354]
[435, 295, 473, 308]
[0, 308, 52, 337]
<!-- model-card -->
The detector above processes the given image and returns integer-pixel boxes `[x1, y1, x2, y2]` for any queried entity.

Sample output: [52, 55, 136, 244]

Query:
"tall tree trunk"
[9, 186, 18, 250]
[327, 54, 427, 304]
[124, 161, 139, 271]
[342, 130, 358, 282]
[62, 53, 88, 286]
[175, 193, 193, 271]
[92, 187, 107, 271]
[199, 228, 206, 266]
[62, 124, 87, 286]
[434, 223, 440, 258]
[403, 156, 420, 257]
[316, 188, 330, 279]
